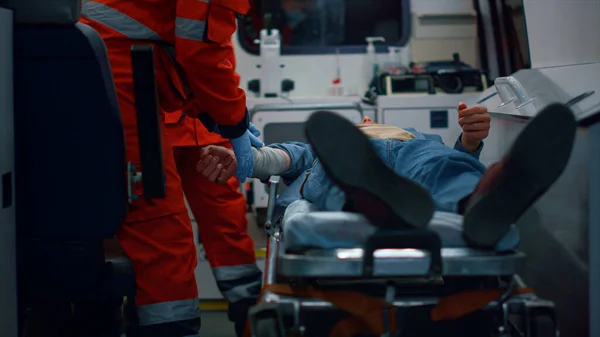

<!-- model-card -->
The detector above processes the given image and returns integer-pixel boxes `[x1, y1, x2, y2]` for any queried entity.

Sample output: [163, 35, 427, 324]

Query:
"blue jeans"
[270, 130, 487, 214]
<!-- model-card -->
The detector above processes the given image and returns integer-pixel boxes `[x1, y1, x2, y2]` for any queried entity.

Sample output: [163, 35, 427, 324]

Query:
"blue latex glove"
[230, 131, 255, 183]
[248, 123, 264, 147]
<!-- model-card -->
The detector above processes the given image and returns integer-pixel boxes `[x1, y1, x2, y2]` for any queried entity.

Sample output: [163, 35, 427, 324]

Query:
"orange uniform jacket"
[81, 0, 251, 139]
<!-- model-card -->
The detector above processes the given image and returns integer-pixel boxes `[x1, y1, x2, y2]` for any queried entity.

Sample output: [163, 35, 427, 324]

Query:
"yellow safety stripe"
[199, 300, 229, 311]
[255, 248, 266, 258]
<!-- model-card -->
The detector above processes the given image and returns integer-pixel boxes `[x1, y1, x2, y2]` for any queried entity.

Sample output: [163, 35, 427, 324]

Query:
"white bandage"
[251, 147, 288, 180]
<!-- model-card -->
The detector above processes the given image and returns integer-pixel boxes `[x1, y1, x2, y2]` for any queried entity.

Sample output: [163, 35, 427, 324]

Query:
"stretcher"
[248, 176, 559, 337]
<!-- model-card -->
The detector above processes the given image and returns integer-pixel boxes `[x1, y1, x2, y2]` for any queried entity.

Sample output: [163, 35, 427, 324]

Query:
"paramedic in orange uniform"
[80, 1, 257, 336]
[165, 112, 262, 337]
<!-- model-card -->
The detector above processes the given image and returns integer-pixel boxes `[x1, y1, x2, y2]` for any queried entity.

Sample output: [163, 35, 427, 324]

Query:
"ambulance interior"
[0, 0, 599, 336]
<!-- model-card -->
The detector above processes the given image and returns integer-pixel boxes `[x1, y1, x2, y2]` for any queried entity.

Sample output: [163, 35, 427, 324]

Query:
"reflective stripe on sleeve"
[175, 17, 207, 41]
[81, 1, 162, 41]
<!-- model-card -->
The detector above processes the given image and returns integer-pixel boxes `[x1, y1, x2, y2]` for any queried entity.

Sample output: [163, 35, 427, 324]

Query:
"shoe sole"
[463, 103, 577, 248]
[304, 111, 435, 229]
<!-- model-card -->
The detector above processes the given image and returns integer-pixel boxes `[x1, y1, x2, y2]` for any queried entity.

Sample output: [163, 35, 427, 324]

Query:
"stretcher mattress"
[277, 200, 524, 277]
[283, 199, 520, 252]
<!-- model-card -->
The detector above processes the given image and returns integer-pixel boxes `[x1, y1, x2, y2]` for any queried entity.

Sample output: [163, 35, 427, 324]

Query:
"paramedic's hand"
[248, 123, 264, 147]
[197, 145, 237, 184]
[458, 102, 490, 152]
[230, 131, 254, 183]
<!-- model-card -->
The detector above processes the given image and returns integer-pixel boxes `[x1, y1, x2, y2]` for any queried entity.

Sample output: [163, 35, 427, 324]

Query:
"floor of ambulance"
[199, 312, 236, 337]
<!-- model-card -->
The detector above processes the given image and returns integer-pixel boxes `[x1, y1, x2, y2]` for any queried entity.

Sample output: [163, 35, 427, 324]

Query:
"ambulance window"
[238, 0, 409, 55]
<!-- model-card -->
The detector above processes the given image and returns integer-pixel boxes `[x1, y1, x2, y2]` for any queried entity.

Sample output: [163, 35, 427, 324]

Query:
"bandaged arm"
[251, 147, 290, 180]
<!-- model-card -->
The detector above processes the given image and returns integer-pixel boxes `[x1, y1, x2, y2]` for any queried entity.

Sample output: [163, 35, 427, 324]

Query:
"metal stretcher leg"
[478, 276, 559, 337]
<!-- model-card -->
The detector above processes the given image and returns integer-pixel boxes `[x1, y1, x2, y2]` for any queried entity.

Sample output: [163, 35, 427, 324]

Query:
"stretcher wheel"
[255, 317, 281, 337]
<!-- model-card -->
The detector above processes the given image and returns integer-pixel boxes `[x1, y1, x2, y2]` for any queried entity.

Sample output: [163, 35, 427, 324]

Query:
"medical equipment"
[258, 29, 281, 98]
[381, 46, 410, 75]
[248, 28, 295, 98]
[381, 74, 436, 95]
[248, 175, 559, 337]
[363, 36, 385, 92]
[388, 46, 404, 65]
[328, 48, 344, 96]
[410, 54, 488, 94]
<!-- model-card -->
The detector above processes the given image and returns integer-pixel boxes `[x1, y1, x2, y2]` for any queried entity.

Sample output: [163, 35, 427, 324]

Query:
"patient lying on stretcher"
[197, 102, 577, 249]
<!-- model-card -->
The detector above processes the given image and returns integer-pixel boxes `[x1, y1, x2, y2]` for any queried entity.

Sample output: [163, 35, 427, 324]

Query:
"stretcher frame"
[248, 176, 560, 337]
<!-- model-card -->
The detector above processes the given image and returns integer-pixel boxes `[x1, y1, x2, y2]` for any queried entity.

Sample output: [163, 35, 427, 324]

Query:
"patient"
[197, 103, 577, 248]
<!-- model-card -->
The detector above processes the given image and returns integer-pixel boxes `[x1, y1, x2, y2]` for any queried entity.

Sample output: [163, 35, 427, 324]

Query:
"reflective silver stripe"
[212, 264, 261, 281]
[82, 1, 162, 41]
[222, 279, 262, 303]
[138, 298, 200, 326]
[175, 17, 207, 41]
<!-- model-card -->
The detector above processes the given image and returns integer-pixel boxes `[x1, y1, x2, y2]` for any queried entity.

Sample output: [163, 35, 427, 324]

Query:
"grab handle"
[494, 76, 534, 108]
[362, 230, 442, 277]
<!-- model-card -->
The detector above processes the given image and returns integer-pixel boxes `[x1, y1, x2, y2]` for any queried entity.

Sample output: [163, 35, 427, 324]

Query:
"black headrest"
[0, 0, 80, 24]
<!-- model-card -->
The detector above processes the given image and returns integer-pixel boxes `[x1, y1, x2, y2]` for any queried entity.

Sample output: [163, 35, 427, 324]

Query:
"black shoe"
[229, 298, 257, 337]
[463, 103, 577, 248]
[304, 111, 435, 230]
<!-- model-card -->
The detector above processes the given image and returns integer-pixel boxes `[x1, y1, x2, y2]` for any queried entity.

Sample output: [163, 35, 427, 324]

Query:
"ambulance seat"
[13, 21, 132, 301]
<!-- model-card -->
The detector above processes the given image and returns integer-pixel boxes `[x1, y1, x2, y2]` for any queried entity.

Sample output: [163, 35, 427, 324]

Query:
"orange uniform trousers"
[165, 114, 261, 303]
[166, 114, 262, 336]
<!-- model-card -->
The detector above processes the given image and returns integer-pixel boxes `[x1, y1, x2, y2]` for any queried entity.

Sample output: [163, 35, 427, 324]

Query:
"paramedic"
[197, 103, 576, 249]
[165, 112, 262, 337]
[80, 0, 257, 335]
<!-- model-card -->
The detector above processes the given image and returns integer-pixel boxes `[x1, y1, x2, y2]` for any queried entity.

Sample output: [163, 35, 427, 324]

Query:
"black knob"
[281, 79, 294, 93]
[453, 53, 461, 66]
[248, 79, 260, 94]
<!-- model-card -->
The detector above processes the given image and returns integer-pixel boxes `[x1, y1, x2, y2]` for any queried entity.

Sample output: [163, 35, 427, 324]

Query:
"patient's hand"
[197, 145, 238, 184]
[457, 102, 491, 152]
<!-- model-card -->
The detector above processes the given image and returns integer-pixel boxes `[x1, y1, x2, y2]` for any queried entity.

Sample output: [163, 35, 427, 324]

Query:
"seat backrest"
[14, 21, 127, 239]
